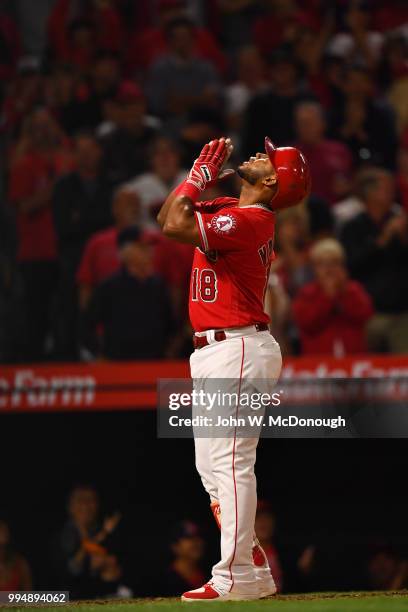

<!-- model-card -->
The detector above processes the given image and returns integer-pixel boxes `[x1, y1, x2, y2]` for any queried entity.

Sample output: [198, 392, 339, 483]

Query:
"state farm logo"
[211, 214, 237, 235]
[0, 370, 96, 410]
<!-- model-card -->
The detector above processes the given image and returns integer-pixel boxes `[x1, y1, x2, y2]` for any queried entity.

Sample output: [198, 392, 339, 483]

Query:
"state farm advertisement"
[1, 356, 408, 413]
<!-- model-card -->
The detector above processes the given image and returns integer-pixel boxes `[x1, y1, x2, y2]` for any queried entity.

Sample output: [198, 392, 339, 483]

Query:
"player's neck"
[238, 183, 270, 208]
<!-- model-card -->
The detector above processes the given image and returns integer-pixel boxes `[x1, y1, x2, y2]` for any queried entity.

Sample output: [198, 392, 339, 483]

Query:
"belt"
[193, 323, 269, 350]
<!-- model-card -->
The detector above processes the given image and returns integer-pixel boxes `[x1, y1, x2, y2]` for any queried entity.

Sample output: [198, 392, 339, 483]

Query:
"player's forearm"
[157, 188, 179, 228]
[162, 194, 197, 242]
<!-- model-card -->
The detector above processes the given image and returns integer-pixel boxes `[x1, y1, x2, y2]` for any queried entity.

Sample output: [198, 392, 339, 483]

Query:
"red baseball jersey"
[189, 197, 275, 332]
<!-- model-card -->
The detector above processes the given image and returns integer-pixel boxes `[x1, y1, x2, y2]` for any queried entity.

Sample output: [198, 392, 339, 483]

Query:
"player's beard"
[236, 165, 257, 185]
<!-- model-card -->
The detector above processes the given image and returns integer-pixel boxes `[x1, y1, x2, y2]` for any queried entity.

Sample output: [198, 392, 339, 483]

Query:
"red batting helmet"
[265, 137, 311, 210]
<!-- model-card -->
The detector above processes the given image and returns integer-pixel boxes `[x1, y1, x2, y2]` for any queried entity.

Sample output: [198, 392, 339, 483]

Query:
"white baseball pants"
[190, 327, 282, 595]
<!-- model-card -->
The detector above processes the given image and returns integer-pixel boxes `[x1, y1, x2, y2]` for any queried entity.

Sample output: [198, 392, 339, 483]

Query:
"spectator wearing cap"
[159, 521, 206, 597]
[8, 107, 74, 361]
[53, 131, 113, 359]
[294, 101, 353, 204]
[101, 81, 158, 184]
[293, 239, 373, 356]
[146, 17, 221, 121]
[340, 168, 408, 353]
[82, 226, 175, 360]
[242, 49, 310, 159]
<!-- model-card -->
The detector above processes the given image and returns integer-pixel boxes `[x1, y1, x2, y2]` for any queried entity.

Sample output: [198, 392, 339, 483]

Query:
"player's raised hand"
[186, 138, 234, 192]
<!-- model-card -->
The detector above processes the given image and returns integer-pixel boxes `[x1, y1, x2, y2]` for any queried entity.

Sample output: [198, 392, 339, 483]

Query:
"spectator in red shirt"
[47, 0, 124, 71]
[294, 101, 353, 204]
[124, 0, 226, 76]
[77, 186, 141, 310]
[253, 0, 319, 57]
[293, 239, 373, 356]
[77, 185, 194, 328]
[8, 107, 74, 361]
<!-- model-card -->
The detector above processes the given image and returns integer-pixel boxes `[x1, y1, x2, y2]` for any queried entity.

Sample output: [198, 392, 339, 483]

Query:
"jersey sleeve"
[194, 208, 255, 252]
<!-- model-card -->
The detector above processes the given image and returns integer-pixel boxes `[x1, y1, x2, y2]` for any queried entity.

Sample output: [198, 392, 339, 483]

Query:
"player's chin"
[236, 165, 248, 179]
[237, 165, 256, 185]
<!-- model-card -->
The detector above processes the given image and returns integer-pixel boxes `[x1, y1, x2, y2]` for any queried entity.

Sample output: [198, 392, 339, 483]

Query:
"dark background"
[1, 410, 407, 593]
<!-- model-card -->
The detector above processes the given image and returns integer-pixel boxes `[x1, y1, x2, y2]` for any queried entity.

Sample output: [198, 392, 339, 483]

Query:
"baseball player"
[158, 136, 310, 601]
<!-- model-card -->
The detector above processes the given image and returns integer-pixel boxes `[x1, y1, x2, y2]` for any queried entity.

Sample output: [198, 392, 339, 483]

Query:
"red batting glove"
[178, 138, 233, 201]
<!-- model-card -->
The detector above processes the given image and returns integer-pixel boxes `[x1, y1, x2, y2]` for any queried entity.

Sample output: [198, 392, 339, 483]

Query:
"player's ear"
[262, 174, 277, 189]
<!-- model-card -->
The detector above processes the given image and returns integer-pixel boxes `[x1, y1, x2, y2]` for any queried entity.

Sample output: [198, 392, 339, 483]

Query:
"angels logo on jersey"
[211, 214, 237, 235]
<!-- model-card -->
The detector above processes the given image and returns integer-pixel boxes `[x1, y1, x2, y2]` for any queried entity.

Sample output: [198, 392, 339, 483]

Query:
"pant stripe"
[228, 337, 245, 591]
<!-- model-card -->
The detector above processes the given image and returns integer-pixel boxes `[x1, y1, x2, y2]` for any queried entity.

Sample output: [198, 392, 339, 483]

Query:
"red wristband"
[175, 179, 201, 202]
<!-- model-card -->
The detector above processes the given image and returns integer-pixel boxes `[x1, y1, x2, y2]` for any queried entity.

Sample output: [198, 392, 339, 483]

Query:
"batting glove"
[178, 138, 234, 201]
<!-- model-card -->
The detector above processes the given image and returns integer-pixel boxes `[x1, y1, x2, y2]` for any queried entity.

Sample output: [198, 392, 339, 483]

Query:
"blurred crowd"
[1, 489, 407, 598]
[1, 0, 408, 363]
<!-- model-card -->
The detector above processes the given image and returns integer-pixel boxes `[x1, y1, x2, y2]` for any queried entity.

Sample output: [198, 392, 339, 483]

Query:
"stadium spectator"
[326, 1, 383, 70]
[53, 131, 113, 359]
[47, 0, 124, 71]
[365, 544, 408, 591]
[255, 502, 283, 593]
[242, 49, 309, 158]
[2, 57, 44, 133]
[252, 0, 319, 58]
[332, 65, 398, 170]
[294, 101, 353, 204]
[225, 46, 269, 152]
[332, 166, 377, 230]
[146, 18, 221, 121]
[8, 107, 74, 361]
[125, 0, 226, 76]
[271, 206, 313, 300]
[76, 183, 193, 332]
[293, 239, 373, 356]
[48, 55, 121, 136]
[82, 226, 175, 360]
[101, 81, 158, 184]
[126, 137, 187, 228]
[340, 168, 408, 353]
[0, 520, 32, 591]
[77, 186, 141, 310]
[159, 521, 206, 597]
[51, 484, 125, 599]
